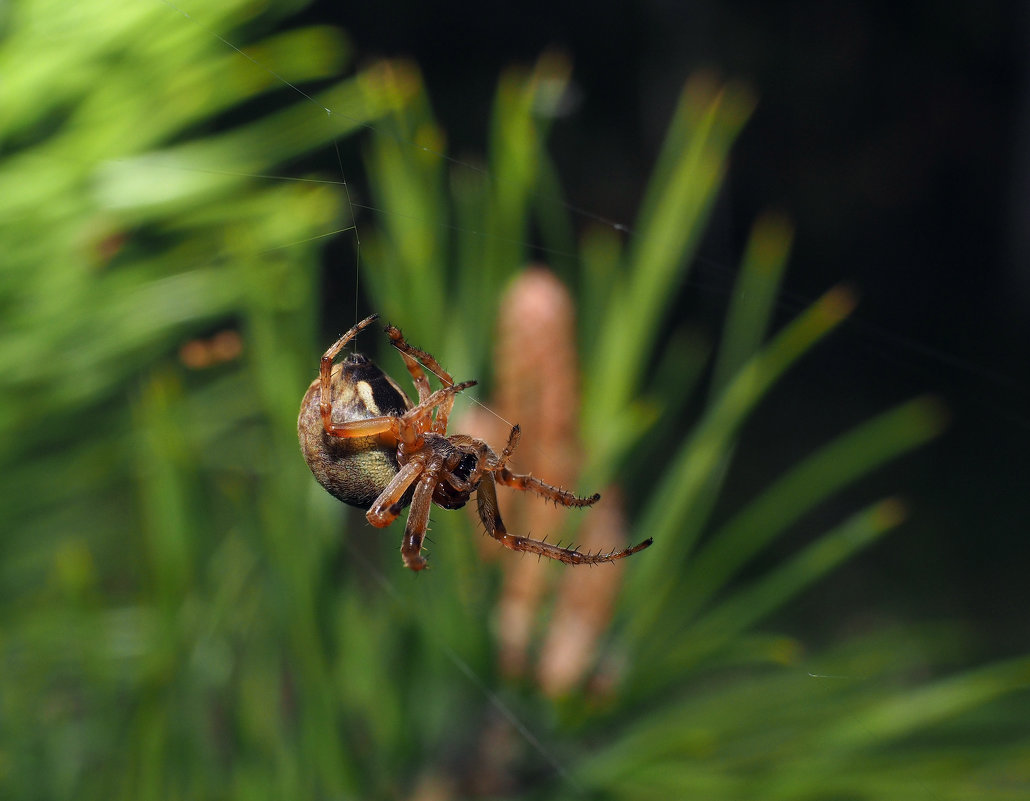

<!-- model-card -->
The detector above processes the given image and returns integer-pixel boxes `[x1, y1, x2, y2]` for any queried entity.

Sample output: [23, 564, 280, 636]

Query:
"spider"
[298, 313, 654, 571]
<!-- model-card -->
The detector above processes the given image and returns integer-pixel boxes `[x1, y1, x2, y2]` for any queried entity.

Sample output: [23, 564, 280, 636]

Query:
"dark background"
[311, 0, 1029, 655]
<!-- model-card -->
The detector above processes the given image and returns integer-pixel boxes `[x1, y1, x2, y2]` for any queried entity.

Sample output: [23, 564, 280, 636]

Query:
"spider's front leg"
[476, 473, 653, 565]
[495, 466, 602, 509]
[473, 425, 601, 509]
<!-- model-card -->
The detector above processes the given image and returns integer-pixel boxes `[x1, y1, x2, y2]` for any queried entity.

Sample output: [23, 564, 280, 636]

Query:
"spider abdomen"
[297, 353, 412, 510]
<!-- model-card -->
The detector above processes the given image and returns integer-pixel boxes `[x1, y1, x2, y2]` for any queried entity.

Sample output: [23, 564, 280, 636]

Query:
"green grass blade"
[709, 210, 794, 398]
[824, 654, 1030, 751]
[585, 77, 755, 467]
[622, 286, 858, 639]
[362, 65, 450, 343]
[684, 498, 907, 656]
[629, 498, 906, 689]
[462, 55, 573, 368]
[676, 395, 948, 621]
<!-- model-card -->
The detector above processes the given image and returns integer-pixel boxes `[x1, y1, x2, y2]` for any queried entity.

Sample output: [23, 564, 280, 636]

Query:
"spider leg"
[455, 426, 596, 507]
[476, 473, 653, 565]
[324, 381, 475, 449]
[323, 415, 400, 439]
[401, 468, 439, 571]
[366, 458, 424, 528]
[392, 348, 432, 403]
[492, 424, 520, 470]
[386, 325, 459, 433]
[429, 393, 458, 435]
[402, 381, 476, 422]
[399, 381, 477, 448]
[321, 314, 380, 365]
[319, 314, 380, 427]
[494, 467, 602, 509]
[385, 325, 454, 387]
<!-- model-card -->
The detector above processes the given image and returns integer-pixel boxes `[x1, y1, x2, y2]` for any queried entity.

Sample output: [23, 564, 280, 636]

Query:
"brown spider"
[298, 313, 653, 571]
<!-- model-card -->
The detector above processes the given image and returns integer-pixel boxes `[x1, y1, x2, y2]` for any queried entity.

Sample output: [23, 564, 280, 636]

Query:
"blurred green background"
[2, 1, 1027, 799]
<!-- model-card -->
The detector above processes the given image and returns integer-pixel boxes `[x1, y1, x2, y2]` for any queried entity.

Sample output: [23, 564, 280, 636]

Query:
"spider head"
[453, 451, 478, 483]
[431, 449, 480, 511]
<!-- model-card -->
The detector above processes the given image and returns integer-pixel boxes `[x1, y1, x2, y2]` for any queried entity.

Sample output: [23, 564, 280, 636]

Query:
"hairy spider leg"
[385, 325, 454, 387]
[321, 380, 477, 449]
[318, 316, 472, 443]
[442, 426, 599, 509]
[493, 424, 520, 469]
[397, 381, 477, 451]
[360, 450, 444, 570]
[385, 324, 459, 434]
[366, 459, 424, 528]
[319, 313, 380, 431]
[451, 424, 599, 509]
[390, 343, 432, 403]
[475, 472, 653, 565]
[401, 468, 440, 571]
[494, 467, 602, 509]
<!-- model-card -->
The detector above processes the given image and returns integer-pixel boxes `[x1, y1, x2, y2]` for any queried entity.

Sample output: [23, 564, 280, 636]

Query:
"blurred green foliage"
[1, 1, 1028, 799]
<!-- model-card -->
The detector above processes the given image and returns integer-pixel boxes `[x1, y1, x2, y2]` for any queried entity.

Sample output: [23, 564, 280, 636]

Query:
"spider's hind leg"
[385, 324, 454, 387]
[476, 473, 652, 565]
[386, 325, 462, 433]
[319, 313, 380, 430]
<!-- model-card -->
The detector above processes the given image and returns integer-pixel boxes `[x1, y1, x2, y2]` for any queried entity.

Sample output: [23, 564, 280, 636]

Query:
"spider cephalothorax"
[298, 314, 653, 571]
